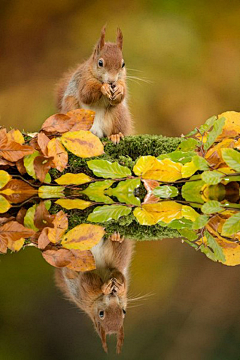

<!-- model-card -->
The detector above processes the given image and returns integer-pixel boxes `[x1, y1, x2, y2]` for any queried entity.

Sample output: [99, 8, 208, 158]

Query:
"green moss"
[50, 134, 182, 179]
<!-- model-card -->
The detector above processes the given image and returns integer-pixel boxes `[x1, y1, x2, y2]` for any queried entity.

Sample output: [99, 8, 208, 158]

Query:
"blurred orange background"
[1, 1, 240, 359]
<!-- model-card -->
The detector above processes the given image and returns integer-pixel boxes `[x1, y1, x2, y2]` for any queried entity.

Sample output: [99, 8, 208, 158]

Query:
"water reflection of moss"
[50, 204, 180, 240]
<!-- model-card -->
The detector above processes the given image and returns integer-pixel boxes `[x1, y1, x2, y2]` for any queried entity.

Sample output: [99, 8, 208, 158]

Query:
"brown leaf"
[34, 201, 54, 230]
[47, 138, 68, 172]
[16, 208, 27, 224]
[16, 158, 27, 174]
[38, 228, 50, 249]
[41, 114, 74, 134]
[0, 221, 35, 243]
[142, 179, 160, 192]
[0, 158, 14, 166]
[0, 237, 8, 253]
[0, 139, 35, 162]
[0, 216, 15, 225]
[0, 179, 37, 204]
[37, 133, 50, 156]
[67, 249, 96, 271]
[42, 248, 73, 268]
[66, 109, 95, 131]
[34, 156, 54, 182]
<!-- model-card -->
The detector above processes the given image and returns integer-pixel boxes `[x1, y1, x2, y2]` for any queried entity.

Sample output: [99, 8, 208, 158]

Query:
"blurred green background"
[1, 0, 240, 359]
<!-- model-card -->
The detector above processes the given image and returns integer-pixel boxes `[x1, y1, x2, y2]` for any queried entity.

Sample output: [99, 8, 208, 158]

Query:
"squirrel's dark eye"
[98, 59, 104, 67]
[122, 61, 125, 68]
[99, 310, 105, 319]
[122, 309, 126, 316]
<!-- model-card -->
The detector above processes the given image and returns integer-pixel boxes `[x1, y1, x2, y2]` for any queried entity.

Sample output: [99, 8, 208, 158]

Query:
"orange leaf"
[66, 109, 95, 131]
[42, 248, 73, 267]
[37, 133, 50, 156]
[67, 249, 96, 271]
[0, 179, 37, 204]
[47, 138, 68, 172]
[41, 113, 74, 133]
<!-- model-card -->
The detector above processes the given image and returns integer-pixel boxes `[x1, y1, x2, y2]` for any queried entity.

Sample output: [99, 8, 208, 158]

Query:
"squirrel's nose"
[109, 82, 116, 89]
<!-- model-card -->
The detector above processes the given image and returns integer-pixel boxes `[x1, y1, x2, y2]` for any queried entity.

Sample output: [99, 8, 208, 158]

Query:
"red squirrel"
[56, 26, 133, 144]
[55, 234, 134, 354]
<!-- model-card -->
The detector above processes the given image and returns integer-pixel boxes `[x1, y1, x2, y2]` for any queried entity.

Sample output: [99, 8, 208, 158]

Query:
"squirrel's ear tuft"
[94, 25, 106, 56]
[116, 28, 123, 50]
[116, 325, 124, 354]
[100, 326, 108, 353]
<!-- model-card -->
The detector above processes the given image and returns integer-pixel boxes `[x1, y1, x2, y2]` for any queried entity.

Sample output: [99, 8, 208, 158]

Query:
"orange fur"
[55, 27, 133, 138]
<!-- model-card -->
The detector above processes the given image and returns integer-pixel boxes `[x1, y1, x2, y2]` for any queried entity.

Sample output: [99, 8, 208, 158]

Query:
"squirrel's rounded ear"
[94, 25, 106, 56]
[116, 28, 123, 50]
[116, 325, 124, 354]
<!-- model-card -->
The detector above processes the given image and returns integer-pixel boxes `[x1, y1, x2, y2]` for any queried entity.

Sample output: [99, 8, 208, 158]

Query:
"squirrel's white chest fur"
[81, 101, 111, 138]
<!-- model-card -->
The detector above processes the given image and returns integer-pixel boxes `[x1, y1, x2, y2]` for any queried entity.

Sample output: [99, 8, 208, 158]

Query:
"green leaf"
[87, 204, 131, 223]
[181, 176, 205, 205]
[204, 229, 225, 262]
[24, 151, 40, 179]
[158, 151, 195, 164]
[201, 200, 223, 214]
[199, 244, 218, 262]
[167, 218, 193, 229]
[81, 180, 114, 204]
[153, 185, 179, 198]
[192, 215, 209, 229]
[24, 205, 38, 231]
[221, 148, 240, 172]
[0, 195, 11, 213]
[106, 178, 140, 206]
[38, 186, 65, 199]
[178, 228, 198, 241]
[203, 117, 225, 151]
[201, 170, 223, 185]
[222, 212, 240, 236]
[181, 161, 198, 178]
[177, 138, 200, 152]
[0, 170, 11, 189]
[192, 155, 209, 170]
[87, 160, 131, 179]
[199, 115, 217, 134]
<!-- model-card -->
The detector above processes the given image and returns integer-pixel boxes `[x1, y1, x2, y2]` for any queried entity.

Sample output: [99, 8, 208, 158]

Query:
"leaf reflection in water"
[1, 110, 240, 352]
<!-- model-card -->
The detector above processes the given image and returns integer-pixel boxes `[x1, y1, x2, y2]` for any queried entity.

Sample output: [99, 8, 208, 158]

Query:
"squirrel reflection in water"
[55, 234, 134, 353]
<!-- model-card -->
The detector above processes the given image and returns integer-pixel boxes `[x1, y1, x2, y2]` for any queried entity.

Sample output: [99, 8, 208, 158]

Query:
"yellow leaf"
[195, 133, 208, 143]
[217, 111, 240, 140]
[55, 173, 92, 185]
[0, 195, 11, 213]
[61, 224, 104, 250]
[8, 238, 25, 252]
[181, 161, 198, 178]
[182, 205, 200, 221]
[47, 138, 68, 172]
[134, 156, 182, 181]
[55, 199, 92, 210]
[61, 130, 104, 158]
[133, 156, 157, 176]
[7, 129, 24, 145]
[0, 170, 11, 189]
[134, 201, 182, 225]
[234, 138, 240, 150]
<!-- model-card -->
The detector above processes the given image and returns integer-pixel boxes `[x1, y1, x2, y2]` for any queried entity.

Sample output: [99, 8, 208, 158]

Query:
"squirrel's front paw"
[110, 82, 125, 104]
[101, 83, 112, 99]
